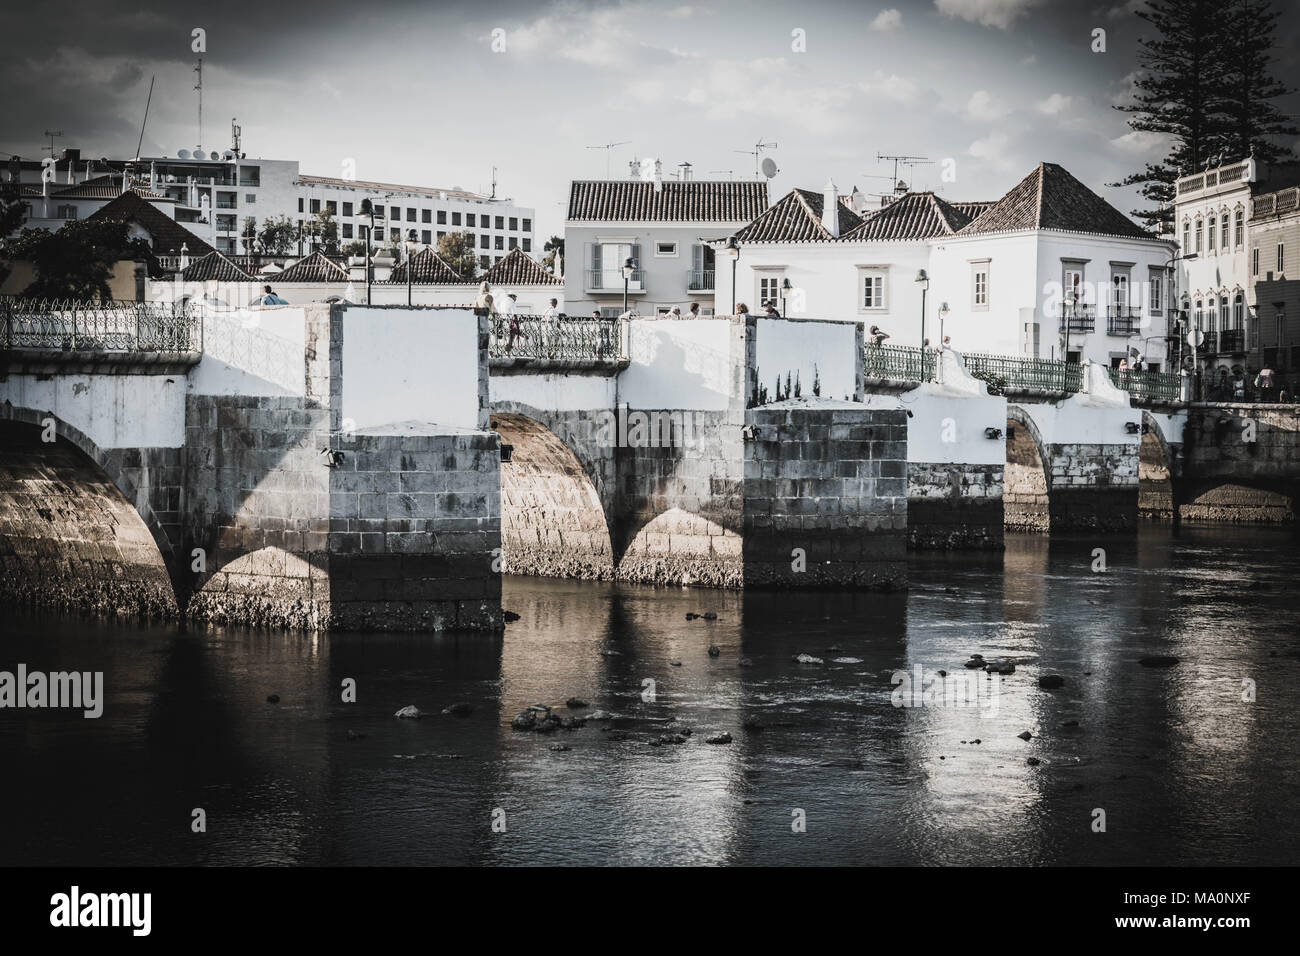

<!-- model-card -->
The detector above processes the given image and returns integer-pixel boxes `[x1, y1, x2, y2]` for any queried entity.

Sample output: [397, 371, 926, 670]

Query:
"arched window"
[1219, 295, 1229, 331]
[1234, 208, 1244, 247]
[1195, 219, 1203, 253]
[1233, 292, 1244, 328]
[1182, 220, 1191, 254]
[1220, 213, 1229, 249]
[1208, 215, 1216, 251]
[1195, 299, 1203, 330]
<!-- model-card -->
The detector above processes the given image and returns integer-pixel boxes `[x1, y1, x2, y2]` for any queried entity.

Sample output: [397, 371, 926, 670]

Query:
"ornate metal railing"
[687, 268, 715, 292]
[584, 268, 645, 291]
[1214, 328, 1245, 353]
[1107, 366, 1181, 403]
[863, 343, 931, 382]
[1, 298, 200, 352]
[488, 315, 625, 362]
[1107, 309, 1142, 335]
[1060, 304, 1096, 333]
[962, 351, 1085, 394]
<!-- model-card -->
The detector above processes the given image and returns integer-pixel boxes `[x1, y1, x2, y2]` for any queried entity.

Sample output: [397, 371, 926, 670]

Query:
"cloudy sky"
[3, 0, 1298, 238]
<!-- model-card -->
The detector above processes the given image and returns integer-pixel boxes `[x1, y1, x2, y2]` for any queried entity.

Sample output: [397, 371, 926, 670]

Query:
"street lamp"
[915, 269, 929, 378]
[726, 237, 740, 315]
[781, 277, 792, 317]
[358, 199, 376, 305]
[622, 256, 635, 314]
[405, 229, 418, 306]
[1165, 251, 1197, 381]
[939, 301, 950, 347]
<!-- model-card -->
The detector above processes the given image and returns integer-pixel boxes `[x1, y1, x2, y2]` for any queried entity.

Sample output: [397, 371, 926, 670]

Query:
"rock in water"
[703, 612, 718, 620]
[708, 645, 721, 657]
[442, 702, 474, 716]
[1038, 675, 1065, 689]
[510, 711, 537, 730]
[705, 732, 733, 745]
[793, 653, 824, 665]
[266, 694, 281, 704]
[985, 660, 1016, 675]
[565, 697, 589, 709]
[1026, 757, 1041, 766]
[503, 610, 521, 623]
[1138, 655, 1180, 668]
[685, 612, 701, 620]
[394, 705, 422, 719]
[1017, 730, 1033, 741]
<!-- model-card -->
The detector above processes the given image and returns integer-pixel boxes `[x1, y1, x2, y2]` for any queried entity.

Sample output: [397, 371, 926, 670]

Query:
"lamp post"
[405, 229, 418, 306]
[1062, 290, 1076, 391]
[939, 301, 950, 348]
[915, 269, 929, 379]
[622, 256, 635, 314]
[358, 199, 376, 305]
[780, 277, 793, 317]
[726, 237, 740, 315]
[1164, 250, 1196, 380]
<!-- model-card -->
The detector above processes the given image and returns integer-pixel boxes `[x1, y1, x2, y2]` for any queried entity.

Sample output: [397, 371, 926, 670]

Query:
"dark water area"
[2, 526, 1298, 867]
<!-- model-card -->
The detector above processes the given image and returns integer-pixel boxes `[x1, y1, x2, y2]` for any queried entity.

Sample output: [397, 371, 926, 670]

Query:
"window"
[971, 261, 990, 309]
[1112, 273, 1129, 313]
[508, 236, 518, 250]
[1208, 216, 1216, 252]
[421, 229, 431, 244]
[310, 198, 321, 214]
[1279, 243, 1286, 275]
[404, 208, 414, 221]
[1194, 299, 1203, 331]
[1064, 266, 1083, 306]
[55, 204, 77, 220]
[422, 209, 431, 223]
[495, 216, 504, 229]
[1195, 219, 1203, 253]
[758, 275, 782, 307]
[655, 241, 678, 257]
[522, 218, 532, 232]
[1233, 292, 1244, 328]
[342, 223, 353, 239]
[495, 236, 504, 250]
[1276, 309, 1286, 346]
[343, 202, 353, 217]
[389, 206, 400, 221]
[452, 212, 461, 225]
[1148, 268, 1163, 313]
[1220, 215, 1229, 249]
[859, 269, 887, 310]
[437, 210, 447, 225]
[1182, 221, 1190, 254]
[298, 198, 304, 213]
[374, 227, 385, 241]
[245, 193, 256, 204]
[522, 238, 531, 252]
[1234, 209, 1244, 247]
[437, 231, 446, 239]
[465, 233, 475, 246]
[480, 235, 489, 249]
[466, 213, 476, 227]
[1219, 295, 1229, 332]
[1253, 248, 1260, 276]
[326, 201, 337, 215]
[480, 255, 490, 268]
[238, 167, 260, 187]
[509, 217, 518, 231]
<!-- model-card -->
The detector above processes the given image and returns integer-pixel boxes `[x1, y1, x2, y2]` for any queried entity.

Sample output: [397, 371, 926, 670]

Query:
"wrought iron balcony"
[1107, 308, 1142, 335]
[1059, 304, 1095, 333]
[1214, 328, 1245, 353]
[584, 268, 645, 292]
[687, 268, 715, 292]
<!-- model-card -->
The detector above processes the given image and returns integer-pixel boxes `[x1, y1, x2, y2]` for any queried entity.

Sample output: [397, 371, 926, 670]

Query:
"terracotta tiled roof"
[842, 192, 975, 241]
[385, 248, 465, 283]
[481, 248, 561, 286]
[178, 250, 256, 282]
[950, 201, 994, 222]
[733, 188, 864, 242]
[87, 191, 215, 257]
[50, 175, 172, 202]
[956, 163, 1152, 239]
[567, 180, 768, 222]
[275, 250, 350, 282]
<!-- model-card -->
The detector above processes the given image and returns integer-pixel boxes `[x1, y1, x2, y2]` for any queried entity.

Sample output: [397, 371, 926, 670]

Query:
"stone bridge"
[3, 301, 1296, 631]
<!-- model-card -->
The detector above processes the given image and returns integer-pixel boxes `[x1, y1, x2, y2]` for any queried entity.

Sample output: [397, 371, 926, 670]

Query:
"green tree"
[542, 234, 564, 272]
[0, 180, 30, 287]
[5, 219, 153, 300]
[1218, 0, 1298, 165]
[259, 215, 299, 255]
[313, 210, 339, 255]
[437, 231, 478, 279]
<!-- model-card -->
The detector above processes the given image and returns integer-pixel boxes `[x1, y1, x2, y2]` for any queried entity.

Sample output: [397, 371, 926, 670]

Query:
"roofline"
[297, 173, 503, 201]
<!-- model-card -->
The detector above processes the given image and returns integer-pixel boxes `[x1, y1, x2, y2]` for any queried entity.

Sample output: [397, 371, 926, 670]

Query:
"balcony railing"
[1214, 328, 1245, 353]
[963, 351, 1084, 394]
[1107, 367, 1181, 403]
[687, 268, 715, 292]
[488, 315, 625, 364]
[585, 268, 645, 292]
[1059, 304, 1095, 333]
[863, 343, 932, 382]
[1, 298, 201, 353]
[1107, 308, 1142, 335]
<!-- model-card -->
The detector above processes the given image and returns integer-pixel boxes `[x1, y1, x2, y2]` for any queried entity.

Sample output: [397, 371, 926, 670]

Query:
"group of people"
[1199, 365, 1294, 403]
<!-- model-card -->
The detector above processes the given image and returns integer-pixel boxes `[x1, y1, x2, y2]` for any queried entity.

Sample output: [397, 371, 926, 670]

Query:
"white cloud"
[870, 9, 903, 32]
[1037, 93, 1074, 115]
[858, 71, 925, 105]
[969, 131, 1016, 170]
[1110, 130, 1167, 155]
[1105, 0, 1145, 19]
[966, 89, 1009, 122]
[680, 57, 854, 135]
[934, 0, 1043, 30]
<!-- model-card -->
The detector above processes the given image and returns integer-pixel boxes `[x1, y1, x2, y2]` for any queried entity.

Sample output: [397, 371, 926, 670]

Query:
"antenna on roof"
[43, 129, 63, 159]
[734, 140, 777, 179]
[490, 166, 497, 200]
[586, 141, 630, 179]
[230, 118, 241, 157]
[193, 58, 203, 150]
[707, 170, 735, 180]
[134, 75, 155, 161]
[876, 153, 932, 193]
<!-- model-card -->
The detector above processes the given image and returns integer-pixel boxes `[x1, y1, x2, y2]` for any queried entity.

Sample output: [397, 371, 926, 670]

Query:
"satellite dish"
[178, 149, 191, 159]
[223, 150, 235, 160]
[210, 151, 220, 161]
[760, 157, 779, 179]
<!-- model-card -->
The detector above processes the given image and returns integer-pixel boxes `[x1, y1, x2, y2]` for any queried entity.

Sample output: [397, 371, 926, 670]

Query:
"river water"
[2, 527, 1297, 867]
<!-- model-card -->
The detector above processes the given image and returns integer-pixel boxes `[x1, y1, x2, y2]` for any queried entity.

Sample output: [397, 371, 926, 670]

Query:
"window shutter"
[692, 243, 703, 271]
[588, 242, 599, 272]
[630, 243, 640, 268]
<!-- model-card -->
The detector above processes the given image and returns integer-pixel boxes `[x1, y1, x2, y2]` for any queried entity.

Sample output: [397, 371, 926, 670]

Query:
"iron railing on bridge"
[963, 350, 1084, 394]
[1107, 366, 1181, 403]
[488, 314, 625, 362]
[1, 298, 200, 353]
[863, 343, 932, 382]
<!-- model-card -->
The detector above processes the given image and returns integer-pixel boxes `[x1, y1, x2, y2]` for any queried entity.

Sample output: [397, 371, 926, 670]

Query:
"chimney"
[629, 158, 640, 180]
[653, 158, 663, 193]
[821, 179, 839, 237]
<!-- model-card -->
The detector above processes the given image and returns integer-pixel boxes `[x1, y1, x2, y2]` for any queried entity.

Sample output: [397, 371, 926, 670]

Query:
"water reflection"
[1, 525, 1297, 866]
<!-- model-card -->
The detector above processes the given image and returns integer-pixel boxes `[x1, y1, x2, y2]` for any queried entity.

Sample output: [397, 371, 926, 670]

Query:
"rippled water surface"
[2, 527, 1298, 866]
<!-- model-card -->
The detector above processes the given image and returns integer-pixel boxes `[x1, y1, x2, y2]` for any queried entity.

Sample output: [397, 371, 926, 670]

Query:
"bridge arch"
[1139, 411, 1177, 520]
[489, 409, 616, 579]
[0, 406, 179, 615]
[1004, 404, 1052, 532]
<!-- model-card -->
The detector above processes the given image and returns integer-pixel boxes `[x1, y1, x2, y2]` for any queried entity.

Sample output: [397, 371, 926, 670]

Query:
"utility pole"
[193, 59, 203, 149]
[734, 140, 777, 179]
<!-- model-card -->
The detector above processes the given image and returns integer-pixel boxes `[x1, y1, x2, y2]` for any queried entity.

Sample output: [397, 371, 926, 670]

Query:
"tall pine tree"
[1218, 0, 1298, 165]
[1110, 0, 1227, 233]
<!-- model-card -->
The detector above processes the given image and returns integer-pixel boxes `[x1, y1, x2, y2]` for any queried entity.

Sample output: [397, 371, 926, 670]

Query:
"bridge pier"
[1178, 404, 1300, 522]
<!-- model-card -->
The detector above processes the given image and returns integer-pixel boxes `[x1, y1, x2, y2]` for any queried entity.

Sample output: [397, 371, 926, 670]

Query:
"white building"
[722, 163, 1176, 371]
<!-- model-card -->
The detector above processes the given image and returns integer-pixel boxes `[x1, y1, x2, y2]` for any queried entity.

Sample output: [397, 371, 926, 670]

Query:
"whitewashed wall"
[491, 371, 616, 411]
[1, 374, 186, 448]
[189, 306, 307, 396]
[341, 307, 480, 431]
[861, 387, 1007, 465]
[618, 318, 734, 410]
[754, 317, 859, 402]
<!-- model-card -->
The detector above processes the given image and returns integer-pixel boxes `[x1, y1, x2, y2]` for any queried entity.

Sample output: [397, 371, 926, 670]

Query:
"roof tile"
[567, 180, 768, 222]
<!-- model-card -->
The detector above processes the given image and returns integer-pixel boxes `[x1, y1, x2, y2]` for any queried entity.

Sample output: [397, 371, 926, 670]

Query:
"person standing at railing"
[868, 324, 890, 347]
[688, 302, 700, 319]
[542, 298, 560, 321]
